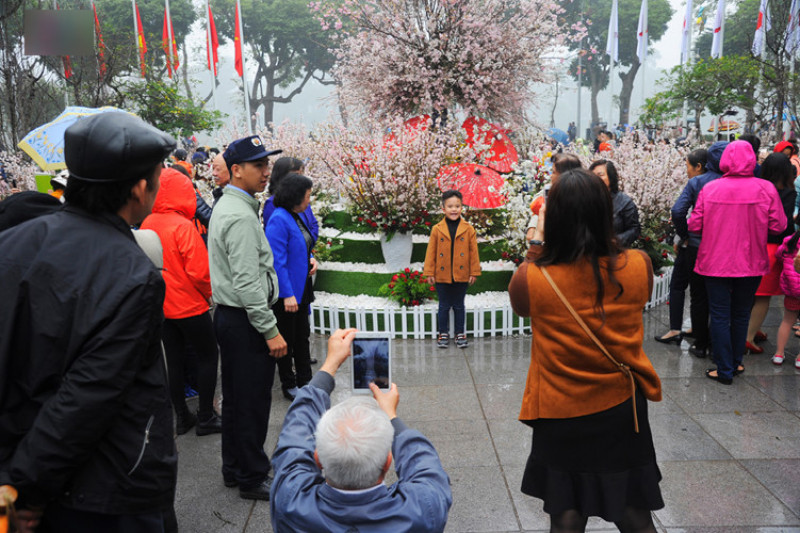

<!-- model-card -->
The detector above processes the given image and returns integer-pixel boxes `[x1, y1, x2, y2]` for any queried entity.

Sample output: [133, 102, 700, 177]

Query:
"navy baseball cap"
[223, 135, 281, 173]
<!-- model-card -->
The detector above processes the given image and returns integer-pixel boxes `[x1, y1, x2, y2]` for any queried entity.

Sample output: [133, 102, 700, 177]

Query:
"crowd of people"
[1, 109, 799, 533]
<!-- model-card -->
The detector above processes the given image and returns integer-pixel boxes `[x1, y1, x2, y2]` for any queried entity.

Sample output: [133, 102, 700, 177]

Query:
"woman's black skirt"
[520, 392, 664, 522]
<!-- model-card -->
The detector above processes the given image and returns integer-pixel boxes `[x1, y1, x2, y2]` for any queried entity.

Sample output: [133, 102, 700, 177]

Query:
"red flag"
[93, 2, 107, 78]
[207, 4, 219, 77]
[162, 8, 172, 77]
[55, 2, 72, 79]
[135, 2, 147, 77]
[162, 7, 179, 77]
[62, 56, 73, 79]
[234, 2, 243, 77]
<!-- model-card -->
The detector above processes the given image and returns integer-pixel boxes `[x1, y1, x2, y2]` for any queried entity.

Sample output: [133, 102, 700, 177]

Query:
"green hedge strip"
[314, 269, 513, 296]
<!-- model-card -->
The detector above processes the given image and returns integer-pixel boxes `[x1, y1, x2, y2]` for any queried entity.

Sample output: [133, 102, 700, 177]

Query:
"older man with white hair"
[270, 329, 452, 533]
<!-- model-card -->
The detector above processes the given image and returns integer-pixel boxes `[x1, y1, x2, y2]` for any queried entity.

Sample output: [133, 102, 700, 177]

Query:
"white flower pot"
[379, 232, 413, 271]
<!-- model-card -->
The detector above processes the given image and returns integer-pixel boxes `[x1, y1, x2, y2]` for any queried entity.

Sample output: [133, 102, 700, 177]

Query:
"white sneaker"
[795, 356, 800, 369]
[772, 354, 784, 365]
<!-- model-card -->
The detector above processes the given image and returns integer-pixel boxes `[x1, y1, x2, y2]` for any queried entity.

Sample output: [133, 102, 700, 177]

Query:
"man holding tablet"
[269, 329, 452, 533]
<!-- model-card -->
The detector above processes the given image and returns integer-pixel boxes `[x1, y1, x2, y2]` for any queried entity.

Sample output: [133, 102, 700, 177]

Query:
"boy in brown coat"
[423, 190, 481, 348]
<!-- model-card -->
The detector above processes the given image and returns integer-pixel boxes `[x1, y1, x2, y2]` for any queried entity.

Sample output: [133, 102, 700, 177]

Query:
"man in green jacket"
[208, 135, 287, 501]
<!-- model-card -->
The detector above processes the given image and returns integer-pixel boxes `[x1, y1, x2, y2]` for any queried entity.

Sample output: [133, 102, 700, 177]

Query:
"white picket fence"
[645, 266, 673, 310]
[309, 266, 672, 338]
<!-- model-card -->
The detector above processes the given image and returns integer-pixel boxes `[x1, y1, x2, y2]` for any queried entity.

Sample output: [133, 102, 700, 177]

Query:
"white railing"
[645, 266, 673, 310]
[310, 267, 673, 337]
[309, 305, 530, 339]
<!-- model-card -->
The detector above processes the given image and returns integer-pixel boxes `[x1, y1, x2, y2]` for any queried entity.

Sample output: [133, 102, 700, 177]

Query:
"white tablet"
[350, 333, 392, 394]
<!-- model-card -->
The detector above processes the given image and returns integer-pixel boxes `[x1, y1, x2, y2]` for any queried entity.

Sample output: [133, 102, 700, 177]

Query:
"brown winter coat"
[422, 218, 481, 283]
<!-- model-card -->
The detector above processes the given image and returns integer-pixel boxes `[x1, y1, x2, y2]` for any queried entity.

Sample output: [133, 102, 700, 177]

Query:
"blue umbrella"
[18, 106, 135, 170]
[545, 128, 569, 145]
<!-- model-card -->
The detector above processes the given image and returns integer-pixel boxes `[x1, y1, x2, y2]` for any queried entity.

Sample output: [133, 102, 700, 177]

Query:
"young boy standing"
[423, 190, 481, 348]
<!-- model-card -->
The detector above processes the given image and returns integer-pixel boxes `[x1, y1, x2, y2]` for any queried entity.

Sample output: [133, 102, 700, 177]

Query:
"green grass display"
[325, 239, 507, 263]
[314, 269, 513, 296]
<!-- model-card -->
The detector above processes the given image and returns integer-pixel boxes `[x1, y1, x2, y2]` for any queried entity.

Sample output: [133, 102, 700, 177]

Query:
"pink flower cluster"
[316, 0, 574, 126]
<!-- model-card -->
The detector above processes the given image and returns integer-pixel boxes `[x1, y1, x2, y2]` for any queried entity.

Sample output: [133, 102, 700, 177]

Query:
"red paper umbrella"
[462, 116, 519, 174]
[384, 115, 431, 148]
[437, 163, 507, 209]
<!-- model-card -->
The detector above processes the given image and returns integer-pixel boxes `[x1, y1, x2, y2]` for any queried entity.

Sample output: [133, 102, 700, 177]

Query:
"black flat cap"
[65, 113, 176, 182]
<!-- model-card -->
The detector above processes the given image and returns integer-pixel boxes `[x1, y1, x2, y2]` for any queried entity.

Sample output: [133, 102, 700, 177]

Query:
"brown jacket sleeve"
[633, 249, 654, 298]
[422, 226, 439, 278]
[469, 226, 481, 276]
[508, 262, 530, 317]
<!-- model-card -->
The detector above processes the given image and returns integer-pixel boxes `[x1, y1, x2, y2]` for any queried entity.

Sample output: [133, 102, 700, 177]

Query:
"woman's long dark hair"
[535, 169, 623, 320]
[761, 153, 795, 190]
[268, 157, 304, 195]
[588, 159, 620, 193]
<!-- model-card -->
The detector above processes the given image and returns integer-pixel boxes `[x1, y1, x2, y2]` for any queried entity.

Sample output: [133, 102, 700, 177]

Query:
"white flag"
[788, 0, 800, 56]
[606, 0, 619, 63]
[681, 0, 693, 64]
[710, 0, 725, 58]
[752, 0, 770, 57]
[636, 0, 648, 63]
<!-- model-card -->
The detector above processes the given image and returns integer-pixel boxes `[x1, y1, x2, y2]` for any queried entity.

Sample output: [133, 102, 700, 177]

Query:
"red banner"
[162, 7, 179, 77]
[234, 2, 243, 77]
[207, 5, 219, 77]
[93, 2, 107, 78]
[135, 2, 147, 77]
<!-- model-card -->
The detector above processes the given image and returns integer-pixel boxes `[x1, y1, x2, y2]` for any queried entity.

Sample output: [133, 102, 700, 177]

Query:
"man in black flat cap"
[0, 113, 178, 533]
[208, 135, 286, 501]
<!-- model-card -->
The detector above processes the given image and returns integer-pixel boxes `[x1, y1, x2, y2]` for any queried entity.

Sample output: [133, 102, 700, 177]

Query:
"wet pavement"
[175, 301, 800, 532]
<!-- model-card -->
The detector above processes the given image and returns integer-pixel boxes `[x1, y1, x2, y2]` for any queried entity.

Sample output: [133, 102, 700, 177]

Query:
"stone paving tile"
[475, 383, 527, 420]
[392, 351, 473, 386]
[662, 377, 784, 414]
[665, 526, 800, 533]
[467, 350, 532, 385]
[176, 302, 800, 532]
[694, 412, 800, 460]
[650, 413, 732, 461]
[740, 459, 800, 520]
[746, 374, 800, 411]
[655, 461, 800, 528]
[444, 466, 520, 532]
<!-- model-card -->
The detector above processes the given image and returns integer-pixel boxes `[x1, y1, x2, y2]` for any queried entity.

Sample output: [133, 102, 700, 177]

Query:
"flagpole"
[236, 0, 252, 134]
[206, 0, 217, 110]
[54, 0, 69, 107]
[165, 0, 173, 78]
[131, 0, 140, 79]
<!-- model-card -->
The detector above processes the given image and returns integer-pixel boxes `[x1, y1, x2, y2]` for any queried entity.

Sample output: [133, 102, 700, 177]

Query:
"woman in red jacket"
[141, 168, 220, 435]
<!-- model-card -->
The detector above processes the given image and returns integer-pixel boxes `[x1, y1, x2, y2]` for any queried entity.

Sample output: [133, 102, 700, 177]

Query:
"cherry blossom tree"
[315, 0, 580, 126]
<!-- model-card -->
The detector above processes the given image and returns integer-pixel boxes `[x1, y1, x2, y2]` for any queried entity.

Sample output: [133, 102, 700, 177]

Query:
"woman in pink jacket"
[772, 231, 800, 367]
[689, 140, 787, 384]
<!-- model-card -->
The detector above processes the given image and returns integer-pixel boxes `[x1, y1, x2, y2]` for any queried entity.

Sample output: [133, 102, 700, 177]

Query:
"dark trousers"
[214, 305, 275, 487]
[705, 276, 761, 380]
[40, 503, 169, 533]
[668, 245, 693, 330]
[687, 247, 711, 349]
[436, 282, 468, 334]
[273, 299, 312, 391]
[162, 312, 218, 419]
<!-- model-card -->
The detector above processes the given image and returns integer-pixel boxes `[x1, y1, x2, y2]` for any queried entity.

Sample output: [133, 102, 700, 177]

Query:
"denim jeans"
[704, 276, 761, 380]
[436, 282, 468, 335]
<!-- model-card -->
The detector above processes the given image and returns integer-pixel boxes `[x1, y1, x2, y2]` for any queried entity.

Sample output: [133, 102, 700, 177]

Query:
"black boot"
[175, 407, 197, 436]
[196, 412, 222, 436]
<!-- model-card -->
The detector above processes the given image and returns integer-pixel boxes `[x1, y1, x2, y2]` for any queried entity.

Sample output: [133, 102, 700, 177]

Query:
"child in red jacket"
[423, 190, 481, 348]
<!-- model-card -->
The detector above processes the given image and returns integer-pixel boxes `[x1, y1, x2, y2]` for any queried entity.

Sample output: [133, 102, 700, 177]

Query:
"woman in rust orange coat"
[509, 169, 663, 533]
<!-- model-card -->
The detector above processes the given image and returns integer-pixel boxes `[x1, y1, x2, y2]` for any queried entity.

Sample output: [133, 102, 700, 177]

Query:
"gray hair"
[315, 397, 394, 490]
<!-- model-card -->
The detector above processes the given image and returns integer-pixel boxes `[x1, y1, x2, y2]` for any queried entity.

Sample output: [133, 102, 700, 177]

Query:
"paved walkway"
[175, 302, 800, 532]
